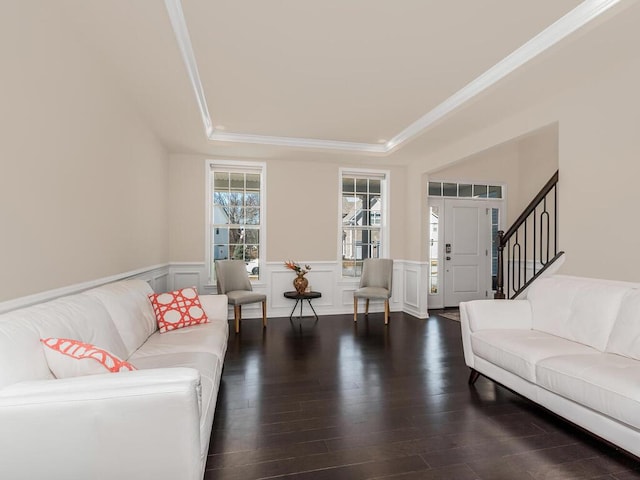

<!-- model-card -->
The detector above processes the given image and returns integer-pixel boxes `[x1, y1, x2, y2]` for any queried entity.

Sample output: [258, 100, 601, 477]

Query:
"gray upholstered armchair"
[215, 260, 267, 334]
[353, 258, 393, 324]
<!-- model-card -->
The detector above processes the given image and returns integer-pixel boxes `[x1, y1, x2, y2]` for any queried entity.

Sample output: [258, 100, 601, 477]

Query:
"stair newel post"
[495, 230, 506, 299]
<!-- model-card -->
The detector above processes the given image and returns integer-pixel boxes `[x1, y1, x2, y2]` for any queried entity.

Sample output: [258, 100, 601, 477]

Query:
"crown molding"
[164, 0, 213, 137]
[385, 0, 622, 153]
[209, 130, 387, 153]
[165, 0, 621, 155]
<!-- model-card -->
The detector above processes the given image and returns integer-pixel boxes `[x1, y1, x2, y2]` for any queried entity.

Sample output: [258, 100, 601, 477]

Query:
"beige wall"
[558, 57, 640, 280]
[427, 124, 558, 225]
[406, 50, 640, 281]
[0, 3, 169, 301]
[168, 155, 207, 263]
[516, 126, 559, 213]
[266, 160, 338, 261]
[6, 2, 638, 304]
[168, 155, 407, 266]
[428, 140, 520, 223]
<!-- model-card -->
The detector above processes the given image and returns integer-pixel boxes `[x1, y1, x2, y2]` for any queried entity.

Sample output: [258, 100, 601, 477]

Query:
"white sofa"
[0, 279, 229, 480]
[461, 274, 640, 458]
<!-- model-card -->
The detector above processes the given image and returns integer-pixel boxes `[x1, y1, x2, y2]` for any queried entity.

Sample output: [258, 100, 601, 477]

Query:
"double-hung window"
[340, 169, 389, 277]
[207, 161, 264, 282]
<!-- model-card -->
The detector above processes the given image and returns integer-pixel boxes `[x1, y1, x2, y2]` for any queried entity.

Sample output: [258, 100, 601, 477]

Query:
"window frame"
[338, 168, 390, 279]
[205, 160, 266, 285]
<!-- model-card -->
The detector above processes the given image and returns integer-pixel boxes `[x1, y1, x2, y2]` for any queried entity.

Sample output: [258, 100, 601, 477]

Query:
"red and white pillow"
[148, 287, 209, 333]
[41, 338, 137, 378]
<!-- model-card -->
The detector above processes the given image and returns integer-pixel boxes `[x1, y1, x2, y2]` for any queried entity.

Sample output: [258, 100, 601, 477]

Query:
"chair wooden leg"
[365, 299, 369, 315]
[234, 305, 241, 334]
[384, 299, 389, 325]
[262, 300, 267, 328]
[353, 298, 358, 322]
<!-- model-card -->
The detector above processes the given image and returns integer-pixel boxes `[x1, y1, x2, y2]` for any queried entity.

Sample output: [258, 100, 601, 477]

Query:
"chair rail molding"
[0, 264, 170, 315]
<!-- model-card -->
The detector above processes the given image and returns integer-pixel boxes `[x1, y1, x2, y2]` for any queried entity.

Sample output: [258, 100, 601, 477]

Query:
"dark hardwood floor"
[205, 311, 640, 479]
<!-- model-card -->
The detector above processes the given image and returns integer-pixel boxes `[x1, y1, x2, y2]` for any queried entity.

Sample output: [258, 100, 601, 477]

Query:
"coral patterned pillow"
[41, 338, 137, 378]
[148, 287, 209, 333]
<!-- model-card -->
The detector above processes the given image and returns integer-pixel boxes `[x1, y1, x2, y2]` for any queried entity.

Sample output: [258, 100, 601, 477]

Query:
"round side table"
[283, 291, 321, 320]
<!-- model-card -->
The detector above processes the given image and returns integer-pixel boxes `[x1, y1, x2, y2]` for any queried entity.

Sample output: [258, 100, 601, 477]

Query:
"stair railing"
[495, 170, 563, 299]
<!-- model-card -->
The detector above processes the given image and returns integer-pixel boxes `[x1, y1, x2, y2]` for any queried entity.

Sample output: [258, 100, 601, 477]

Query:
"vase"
[293, 273, 308, 294]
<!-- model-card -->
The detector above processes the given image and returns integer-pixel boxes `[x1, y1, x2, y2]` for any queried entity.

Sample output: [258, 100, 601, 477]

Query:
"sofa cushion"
[471, 329, 599, 382]
[41, 338, 137, 377]
[149, 288, 209, 333]
[199, 294, 229, 321]
[527, 276, 631, 351]
[84, 280, 157, 358]
[131, 320, 228, 365]
[606, 289, 640, 360]
[0, 317, 53, 389]
[0, 294, 127, 389]
[537, 353, 640, 431]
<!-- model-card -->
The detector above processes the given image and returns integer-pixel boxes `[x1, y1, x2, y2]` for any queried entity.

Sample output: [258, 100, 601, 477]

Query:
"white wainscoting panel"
[150, 272, 169, 293]
[166, 260, 430, 320]
[401, 261, 429, 319]
[134, 266, 171, 294]
[168, 263, 208, 292]
[404, 269, 418, 307]
[269, 262, 338, 317]
[0, 261, 431, 319]
[173, 272, 201, 290]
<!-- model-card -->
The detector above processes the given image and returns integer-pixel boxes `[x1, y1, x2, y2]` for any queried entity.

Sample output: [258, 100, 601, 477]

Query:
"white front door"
[443, 199, 490, 307]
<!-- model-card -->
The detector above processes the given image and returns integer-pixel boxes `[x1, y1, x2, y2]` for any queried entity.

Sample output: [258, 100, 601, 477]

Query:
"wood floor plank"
[205, 312, 640, 479]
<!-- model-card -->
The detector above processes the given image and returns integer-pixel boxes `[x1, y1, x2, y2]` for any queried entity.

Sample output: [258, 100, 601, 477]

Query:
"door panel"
[450, 265, 478, 293]
[452, 207, 480, 254]
[444, 200, 489, 306]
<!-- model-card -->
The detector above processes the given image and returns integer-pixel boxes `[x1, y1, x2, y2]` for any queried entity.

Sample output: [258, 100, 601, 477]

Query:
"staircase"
[495, 170, 564, 299]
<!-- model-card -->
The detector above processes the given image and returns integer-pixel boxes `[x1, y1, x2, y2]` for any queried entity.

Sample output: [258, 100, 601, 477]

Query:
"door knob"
[446, 256, 451, 260]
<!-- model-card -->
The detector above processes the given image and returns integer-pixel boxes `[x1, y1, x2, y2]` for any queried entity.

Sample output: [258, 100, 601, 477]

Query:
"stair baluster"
[495, 170, 563, 299]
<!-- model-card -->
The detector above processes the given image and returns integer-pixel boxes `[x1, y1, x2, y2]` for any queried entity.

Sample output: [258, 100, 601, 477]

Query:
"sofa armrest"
[460, 300, 532, 370]
[200, 293, 228, 320]
[0, 368, 204, 480]
[460, 299, 532, 332]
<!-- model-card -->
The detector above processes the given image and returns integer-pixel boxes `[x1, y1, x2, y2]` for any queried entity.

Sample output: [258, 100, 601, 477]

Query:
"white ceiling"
[56, 0, 637, 163]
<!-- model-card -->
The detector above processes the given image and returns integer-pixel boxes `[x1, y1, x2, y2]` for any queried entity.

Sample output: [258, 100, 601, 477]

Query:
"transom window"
[428, 181, 502, 199]
[340, 170, 388, 277]
[208, 162, 264, 282]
